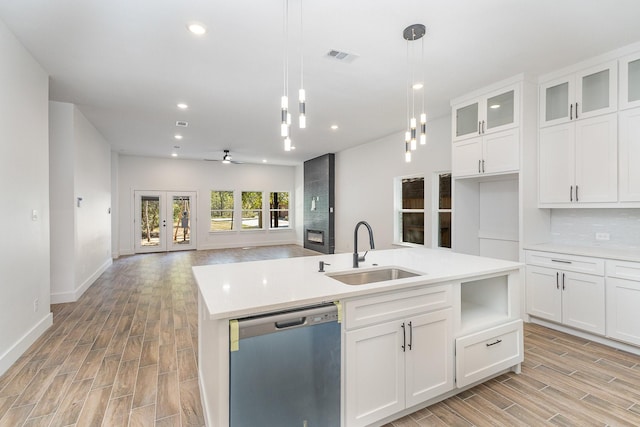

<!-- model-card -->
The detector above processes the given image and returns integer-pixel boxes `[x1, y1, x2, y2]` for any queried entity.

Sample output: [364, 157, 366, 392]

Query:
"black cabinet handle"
[570, 103, 573, 120]
[562, 273, 566, 291]
[401, 322, 406, 352]
[478, 121, 481, 134]
[551, 259, 572, 264]
[486, 339, 502, 347]
[576, 185, 579, 202]
[570, 185, 573, 202]
[482, 159, 485, 173]
[408, 321, 413, 350]
[479, 160, 482, 173]
[575, 102, 579, 119]
[482, 120, 485, 134]
[556, 272, 559, 290]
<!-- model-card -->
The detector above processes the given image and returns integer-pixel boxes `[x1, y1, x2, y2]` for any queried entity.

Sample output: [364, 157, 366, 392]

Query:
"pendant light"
[402, 24, 426, 162]
[280, 0, 307, 151]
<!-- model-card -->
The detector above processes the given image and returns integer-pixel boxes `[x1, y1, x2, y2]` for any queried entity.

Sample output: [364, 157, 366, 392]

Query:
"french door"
[134, 191, 197, 253]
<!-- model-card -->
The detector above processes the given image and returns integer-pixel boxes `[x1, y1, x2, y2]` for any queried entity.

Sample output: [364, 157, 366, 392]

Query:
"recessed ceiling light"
[490, 104, 501, 109]
[187, 23, 207, 35]
[174, 134, 183, 140]
[330, 124, 339, 130]
[177, 103, 188, 110]
[412, 83, 423, 90]
[171, 153, 178, 157]
[262, 159, 268, 163]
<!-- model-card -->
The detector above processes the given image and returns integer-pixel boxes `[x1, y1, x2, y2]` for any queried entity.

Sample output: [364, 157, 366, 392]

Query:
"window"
[396, 176, 424, 245]
[210, 191, 234, 231]
[241, 191, 263, 229]
[269, 192, 290, 228]
[434, 173, 452, 248]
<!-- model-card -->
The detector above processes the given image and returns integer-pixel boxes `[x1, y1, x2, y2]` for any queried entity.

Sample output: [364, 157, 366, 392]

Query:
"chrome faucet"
[353, 221, 375, 268]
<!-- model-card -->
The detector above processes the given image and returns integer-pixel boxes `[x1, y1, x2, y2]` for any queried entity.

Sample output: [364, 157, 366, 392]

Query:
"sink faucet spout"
[353, 221, 375, 268]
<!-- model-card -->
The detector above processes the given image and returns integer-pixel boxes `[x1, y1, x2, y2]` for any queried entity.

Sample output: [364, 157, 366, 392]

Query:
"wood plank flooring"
[2, 245, 640, 426]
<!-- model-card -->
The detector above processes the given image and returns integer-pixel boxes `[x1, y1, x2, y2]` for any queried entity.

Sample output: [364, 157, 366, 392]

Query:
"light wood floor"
[2, 245, 640, 427]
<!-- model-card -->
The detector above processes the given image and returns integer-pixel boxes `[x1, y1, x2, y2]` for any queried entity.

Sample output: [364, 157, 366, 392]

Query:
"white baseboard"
[197, 239, 299, 251]
[0, 312, 53, 376]
[51, 258, 113, 304]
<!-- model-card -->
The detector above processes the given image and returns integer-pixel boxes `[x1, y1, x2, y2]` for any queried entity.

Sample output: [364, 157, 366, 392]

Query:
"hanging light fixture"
[280, 0, 306, 151]
[402, 24, 426, 162]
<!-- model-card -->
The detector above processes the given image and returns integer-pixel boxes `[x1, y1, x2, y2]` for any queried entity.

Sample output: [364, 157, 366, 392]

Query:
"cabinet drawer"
[606, 259, 640, 281]
[345, 285, 452, 330]
[455, 319, 523, 388]
[526, 251, 604, 275]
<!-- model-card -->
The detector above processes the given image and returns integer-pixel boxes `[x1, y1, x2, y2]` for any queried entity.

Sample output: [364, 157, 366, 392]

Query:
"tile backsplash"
[550, 209, 640, 249]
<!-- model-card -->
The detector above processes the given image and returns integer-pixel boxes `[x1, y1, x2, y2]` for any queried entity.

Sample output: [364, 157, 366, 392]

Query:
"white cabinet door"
[344, 322, 405, 427]
[575, 61, 617, 120]
[453, 100, 480, 142]
[540, 61, 617, 127]
[538, 124, 574, 204]
[606, 277, 640, 346]
[405, 309, 453, 407]
[452, 137, 482, 177]
[561, 271, 605, 335]
[525, 266, 562, 323]
[482, 128, 519, 175]
[453, 85, 519, 142]
[573, 114, 618, 203]
[620, 52, 640, 110]
[619, 108, 640, 202]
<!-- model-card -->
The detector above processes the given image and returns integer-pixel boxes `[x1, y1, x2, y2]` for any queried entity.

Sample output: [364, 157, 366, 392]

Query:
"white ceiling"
[2, 0, 640, 165]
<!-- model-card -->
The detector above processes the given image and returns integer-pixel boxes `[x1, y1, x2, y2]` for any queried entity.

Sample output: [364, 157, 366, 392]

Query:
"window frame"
[393, 174, 425, 246]
[209, 190, 235, 232]
[269, 191, 291, 229]
[432, 172, 452, 250]
[241, 190, 265, 230]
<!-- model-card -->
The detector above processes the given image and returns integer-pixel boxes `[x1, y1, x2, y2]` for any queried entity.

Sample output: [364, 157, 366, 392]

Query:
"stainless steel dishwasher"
[229, 303, 341, 427]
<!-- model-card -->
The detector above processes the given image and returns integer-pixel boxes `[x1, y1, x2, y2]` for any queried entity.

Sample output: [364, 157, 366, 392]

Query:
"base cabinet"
[344, 309, 453, 427]
[606, 259, 640, 346]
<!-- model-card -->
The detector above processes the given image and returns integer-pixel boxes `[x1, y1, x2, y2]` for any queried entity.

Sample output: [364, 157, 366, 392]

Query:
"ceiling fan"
[204, 149, 242, 164]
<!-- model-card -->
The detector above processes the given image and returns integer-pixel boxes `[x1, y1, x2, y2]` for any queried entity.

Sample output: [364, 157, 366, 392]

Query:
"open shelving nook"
[460, 274, 510, 335]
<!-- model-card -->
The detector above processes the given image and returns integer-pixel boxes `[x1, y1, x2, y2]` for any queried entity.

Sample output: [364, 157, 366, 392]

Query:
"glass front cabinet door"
[540, 61, 617, 127]
[620, 52, 640, 110]
[452, 85, 519, 142]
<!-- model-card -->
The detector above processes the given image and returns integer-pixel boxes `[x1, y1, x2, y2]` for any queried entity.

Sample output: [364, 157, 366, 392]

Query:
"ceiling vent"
[326, 49, 358, 63]
[176, 121, 188, 127]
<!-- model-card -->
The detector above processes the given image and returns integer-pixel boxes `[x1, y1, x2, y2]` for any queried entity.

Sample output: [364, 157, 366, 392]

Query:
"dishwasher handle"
[275, 317, 307, 329]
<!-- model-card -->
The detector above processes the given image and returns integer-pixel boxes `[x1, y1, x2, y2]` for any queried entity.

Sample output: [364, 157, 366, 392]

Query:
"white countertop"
[524, 243, 640, 263]
[193, 247, 522, 320]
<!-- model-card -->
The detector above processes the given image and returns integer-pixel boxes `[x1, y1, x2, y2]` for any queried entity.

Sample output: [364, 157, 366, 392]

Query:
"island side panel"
[199, 291, 230, 427]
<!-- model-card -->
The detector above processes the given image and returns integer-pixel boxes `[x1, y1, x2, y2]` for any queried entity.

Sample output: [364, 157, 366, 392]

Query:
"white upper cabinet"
[619, 107, 640, 202]
[620, 52, 640, 110]
[453, 85, 519, 142]
[540, 61, 617, 127]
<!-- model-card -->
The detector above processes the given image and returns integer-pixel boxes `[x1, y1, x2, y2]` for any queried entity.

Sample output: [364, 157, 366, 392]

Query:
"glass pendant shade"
[284, 136, 292, 151]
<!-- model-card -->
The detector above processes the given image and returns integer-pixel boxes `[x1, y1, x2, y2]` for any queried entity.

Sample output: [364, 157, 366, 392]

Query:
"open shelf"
[460, 275, 509, 334]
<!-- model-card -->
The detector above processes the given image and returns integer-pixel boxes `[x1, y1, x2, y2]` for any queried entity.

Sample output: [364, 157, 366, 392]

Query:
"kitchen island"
[194, 247, 524, 427]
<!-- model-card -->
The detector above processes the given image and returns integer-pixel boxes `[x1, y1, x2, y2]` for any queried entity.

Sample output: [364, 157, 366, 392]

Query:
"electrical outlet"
[33, 298, 39, 312]
[595, 232, 610, 241]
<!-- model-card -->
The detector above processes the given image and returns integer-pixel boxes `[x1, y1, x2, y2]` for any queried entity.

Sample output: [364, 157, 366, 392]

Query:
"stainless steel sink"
[327, 267, 421, 285]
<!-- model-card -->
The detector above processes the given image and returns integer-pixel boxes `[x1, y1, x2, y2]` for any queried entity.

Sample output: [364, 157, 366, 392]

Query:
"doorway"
[134, 191, 197, 253]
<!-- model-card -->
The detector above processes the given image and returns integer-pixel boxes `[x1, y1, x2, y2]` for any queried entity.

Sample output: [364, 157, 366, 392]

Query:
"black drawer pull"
[486, 339, 502, 347]
[551, 259, 572, 264]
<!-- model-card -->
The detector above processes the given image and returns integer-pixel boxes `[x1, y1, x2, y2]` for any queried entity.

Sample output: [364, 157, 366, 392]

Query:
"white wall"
[117, 156, 299, 254]
[334, 115, 452, 253]
[0, 18, 52, 375]
[49, 102, 112, 303]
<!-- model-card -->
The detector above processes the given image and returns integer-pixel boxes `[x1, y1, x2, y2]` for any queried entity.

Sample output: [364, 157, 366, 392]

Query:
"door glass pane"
[628, 59, 640, 103]
[486, 90, 514, 129]
[582, 69, 610, 113]
[172, 196, 191, 245]
[438, 212, 451, 248]
[456, 103, 479, 138]
[546, 82, 569, 121]
[242, 191, 263, 229]
[401, 213, 424, 244]
[140, 196, 160, 247]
